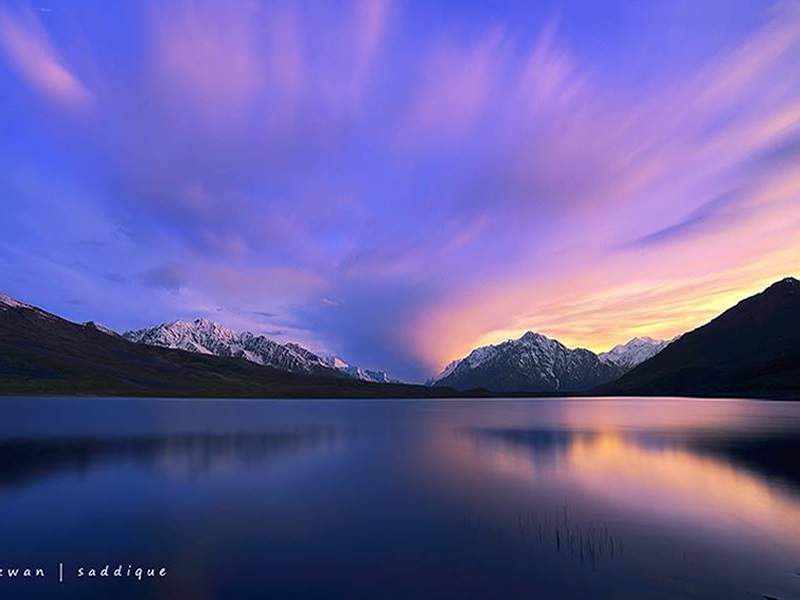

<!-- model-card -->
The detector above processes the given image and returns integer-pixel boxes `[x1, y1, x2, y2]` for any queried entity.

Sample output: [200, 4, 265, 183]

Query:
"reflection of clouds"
[459, 427, 800, 554]
[513, 397, 800, 437]
[0, 429, 349, 489]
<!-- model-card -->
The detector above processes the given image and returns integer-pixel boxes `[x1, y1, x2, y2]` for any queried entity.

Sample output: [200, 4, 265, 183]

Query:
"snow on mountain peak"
[598, 336, 669, 369]
[432, 331, 571, 385]
[430, 329, 625, 392]
[428, 328, 676, 392]
[83, 321, 119, 336]
[318, 355, 399, 383]
[0, 292, 33, 310]
[123, 319, 399, 383]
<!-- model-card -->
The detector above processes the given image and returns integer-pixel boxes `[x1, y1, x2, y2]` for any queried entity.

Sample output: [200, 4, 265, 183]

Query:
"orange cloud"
[407, 6, 800, 375]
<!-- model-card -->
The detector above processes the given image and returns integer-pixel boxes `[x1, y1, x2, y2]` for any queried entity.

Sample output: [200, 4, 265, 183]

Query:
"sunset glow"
[1, 0, 799, 380]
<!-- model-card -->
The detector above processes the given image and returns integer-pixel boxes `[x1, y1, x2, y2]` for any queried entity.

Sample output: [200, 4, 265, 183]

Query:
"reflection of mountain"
[466, 429, 586, 472]
[686, 435, 800, 491]
[461, 427, 800, 548]
[466, 427, 800, 492]
[0, 430, 346, 489]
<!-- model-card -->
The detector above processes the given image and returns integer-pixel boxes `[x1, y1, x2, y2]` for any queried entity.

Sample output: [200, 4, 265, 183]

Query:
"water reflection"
[0, 398, 798, 600]
[0, 429, 346, 489]
[689, 434, 800, 490]
[461, 505, 624, 572]
[461, 427, 800, 573]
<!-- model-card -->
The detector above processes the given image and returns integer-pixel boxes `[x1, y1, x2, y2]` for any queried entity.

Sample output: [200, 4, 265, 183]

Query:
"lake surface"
[0, 397, 798, 599]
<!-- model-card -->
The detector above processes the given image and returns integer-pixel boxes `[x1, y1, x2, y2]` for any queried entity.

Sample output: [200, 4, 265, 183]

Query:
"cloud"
[262, 329, 286, 337]
[0, 5, 92, 108]
[252, 310, 278, 319]
[624, 189, 746, 248]
[140, 265, 185, 293]
[2, 0, 800, 380]
[103, 273, 128, 284]
[401, 27, 505, 143]
[145, 0, 261, 126]
[348, 0, 390, 106]
[403, 5, 800, 373]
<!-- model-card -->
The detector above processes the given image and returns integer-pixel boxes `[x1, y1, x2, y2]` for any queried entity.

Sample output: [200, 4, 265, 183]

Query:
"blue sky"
[1, 0, 799, 381]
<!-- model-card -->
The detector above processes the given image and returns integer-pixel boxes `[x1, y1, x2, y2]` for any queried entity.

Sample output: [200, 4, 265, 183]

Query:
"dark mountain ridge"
[0, 294, 458, 399]
[597, 277, 800, 399]
[2, 277, 797, 399]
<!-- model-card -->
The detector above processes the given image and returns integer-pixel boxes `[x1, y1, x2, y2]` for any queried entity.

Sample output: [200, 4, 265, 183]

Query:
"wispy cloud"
[0, 4, 92, 108]
[1, 0, 799, 379]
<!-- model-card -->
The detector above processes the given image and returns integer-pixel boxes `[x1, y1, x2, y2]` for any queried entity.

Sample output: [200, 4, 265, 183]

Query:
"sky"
[1, 0, 799, 382]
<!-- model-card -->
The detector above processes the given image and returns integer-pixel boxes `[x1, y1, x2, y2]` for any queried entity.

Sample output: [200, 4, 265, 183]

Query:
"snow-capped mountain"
[1, 293, 123, 339]
[0, 290, 434, 398]
[318, 356, 398, 384]
[598, 336, 669, 369]
[600, 277, 800, 398]
[0, 291, 35, 311]
[83, 321, 120, 337]
[124, 319, 338, 377]
[123, 319, 398, 382]
[430, 331, 626, 393]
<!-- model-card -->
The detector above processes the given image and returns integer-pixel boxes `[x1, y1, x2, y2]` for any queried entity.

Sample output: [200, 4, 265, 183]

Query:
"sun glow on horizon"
[1, 0, 800, 379]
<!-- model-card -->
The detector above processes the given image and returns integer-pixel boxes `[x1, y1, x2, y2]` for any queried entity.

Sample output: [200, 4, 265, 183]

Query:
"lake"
[0, 397, 798, 599]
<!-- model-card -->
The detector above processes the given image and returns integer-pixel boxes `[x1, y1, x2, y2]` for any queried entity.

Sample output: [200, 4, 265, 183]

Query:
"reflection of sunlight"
[555, 398, 800, 435]
[459, 429, 800, 552]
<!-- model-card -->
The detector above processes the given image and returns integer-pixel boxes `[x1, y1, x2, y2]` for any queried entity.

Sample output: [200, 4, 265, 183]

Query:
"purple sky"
[1, 0, 799, 381]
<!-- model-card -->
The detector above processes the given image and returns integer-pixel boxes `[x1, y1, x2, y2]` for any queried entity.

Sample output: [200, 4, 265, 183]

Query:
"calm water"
[0, 397, 799, 600]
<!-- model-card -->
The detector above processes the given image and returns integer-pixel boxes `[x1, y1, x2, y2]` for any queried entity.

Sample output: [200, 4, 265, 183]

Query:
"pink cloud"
[0, 5, 92, 108]
[405, 6, 800, 372]
[348, 0, 391, 106]
[145, 0, 262, 127]
[5, 0, 799, 380]
[691, 2, 800, 112]
[511, 21, 583, 116]
[308, 0, 391, 114]
[265, 3, 304, 116]
[401, 27, 506, 143]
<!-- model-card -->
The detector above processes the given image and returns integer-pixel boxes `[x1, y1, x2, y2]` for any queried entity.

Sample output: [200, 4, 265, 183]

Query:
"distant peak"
[164, 318, 221, 329]
[624, 336, 663, 346]
[764, 276, 800, 294]
[520, 331, 548, 342]
[84, 321, 118, 336]
[188, 318, 215, 326]
[776, 276, 799, 286]
[0, 292, 33, 310]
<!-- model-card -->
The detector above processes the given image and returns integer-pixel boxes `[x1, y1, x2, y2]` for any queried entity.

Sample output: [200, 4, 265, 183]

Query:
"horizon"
[2, 0, 800, 380]
[2, 274, 796, 383]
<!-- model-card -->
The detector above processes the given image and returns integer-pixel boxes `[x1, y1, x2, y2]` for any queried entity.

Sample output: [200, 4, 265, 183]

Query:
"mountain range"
[598, 336, 672, 369]
[429, 277, 799, 398]
[430, 332, 666, 393]
[123, 320, 397, 383]
[0, 293, 453, 398]
[597, 277, 800, 399]
[1, 276, 798, 399]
